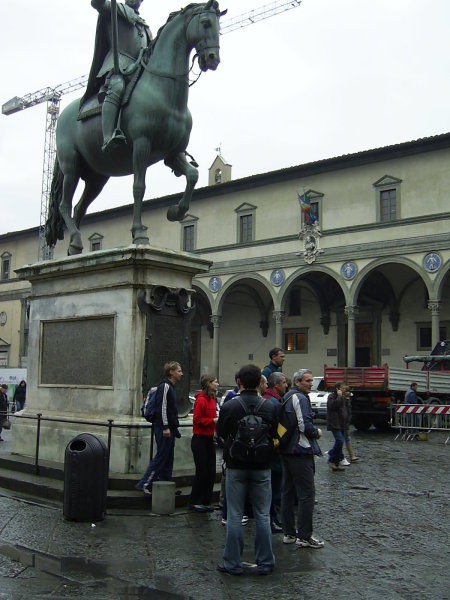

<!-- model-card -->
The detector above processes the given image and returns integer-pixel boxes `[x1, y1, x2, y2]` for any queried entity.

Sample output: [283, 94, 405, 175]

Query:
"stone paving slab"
[0, 429, 449, 599]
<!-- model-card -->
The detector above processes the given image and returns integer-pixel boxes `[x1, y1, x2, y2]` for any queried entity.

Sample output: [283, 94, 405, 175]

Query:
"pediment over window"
[303, 189, 324, 200]
[0, 337, 10, 347]
[235, 202, 257, 213]
[181, 214, 199, 223]
[88, 232, 104, 241]
[373, 175, 402, 187]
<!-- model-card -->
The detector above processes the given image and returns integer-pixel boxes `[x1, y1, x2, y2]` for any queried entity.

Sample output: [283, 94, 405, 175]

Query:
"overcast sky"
[1, 0, 449, 235]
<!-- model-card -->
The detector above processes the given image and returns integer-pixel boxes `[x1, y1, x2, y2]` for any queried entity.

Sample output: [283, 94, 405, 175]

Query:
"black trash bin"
[63, 433, 109, 522]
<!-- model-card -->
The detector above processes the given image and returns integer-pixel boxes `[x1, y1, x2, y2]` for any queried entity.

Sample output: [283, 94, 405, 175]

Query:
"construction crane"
[2, 0, 302, 261]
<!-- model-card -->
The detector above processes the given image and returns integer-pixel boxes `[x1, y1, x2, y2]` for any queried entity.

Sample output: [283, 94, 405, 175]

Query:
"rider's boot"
[101, 74, 127, 152]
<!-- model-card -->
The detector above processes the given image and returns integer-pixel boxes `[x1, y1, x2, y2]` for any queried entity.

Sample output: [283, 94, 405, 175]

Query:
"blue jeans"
[328, 430, 345, 464]
[137, 425, 175, 490]
[223, 468, 274, 574]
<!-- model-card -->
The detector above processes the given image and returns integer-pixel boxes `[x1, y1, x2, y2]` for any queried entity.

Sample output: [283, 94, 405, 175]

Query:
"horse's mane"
[148, 3, 215, 53]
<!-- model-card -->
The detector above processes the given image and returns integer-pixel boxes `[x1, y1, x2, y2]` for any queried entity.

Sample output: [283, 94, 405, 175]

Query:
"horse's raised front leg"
[165, 152, 199, 222]
[131, 138, 151, 245]
[59, 170, 82, 255]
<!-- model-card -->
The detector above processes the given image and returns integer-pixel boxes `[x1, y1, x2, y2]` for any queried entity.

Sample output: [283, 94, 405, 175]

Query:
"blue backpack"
[141, 386, 158, 423]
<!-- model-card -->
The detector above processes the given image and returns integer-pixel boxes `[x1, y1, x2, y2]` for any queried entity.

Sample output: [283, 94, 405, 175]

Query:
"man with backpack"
[135, 361, 182, 495]
[216, 364, 279, 576]
[279, 368, 324, 549]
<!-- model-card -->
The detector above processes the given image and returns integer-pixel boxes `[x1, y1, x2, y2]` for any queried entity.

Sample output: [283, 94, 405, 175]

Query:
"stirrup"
[102, 129, 127, 152]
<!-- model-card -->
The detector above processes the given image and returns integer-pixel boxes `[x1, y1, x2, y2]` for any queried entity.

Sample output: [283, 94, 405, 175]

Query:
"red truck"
[324, 341, 450, 431]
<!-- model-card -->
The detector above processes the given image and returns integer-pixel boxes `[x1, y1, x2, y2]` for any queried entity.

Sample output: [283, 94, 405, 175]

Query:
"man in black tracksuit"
[136, 361, 182, 495]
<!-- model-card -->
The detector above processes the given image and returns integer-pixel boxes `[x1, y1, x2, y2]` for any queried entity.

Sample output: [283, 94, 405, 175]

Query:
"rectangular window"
[0, 351, 8, 367]
[183, 224, 195, 252]
[284, 329, 308, 353]
[240, 214, 253, 243]
[1, 258, 10, 280]
[91, 241, 101, 252]
[380, 189, 397, 221]
[417, 324, 447, 351]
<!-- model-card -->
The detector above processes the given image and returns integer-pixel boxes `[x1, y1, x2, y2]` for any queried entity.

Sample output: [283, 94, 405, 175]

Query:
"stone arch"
[216, 272, 276, 315]
[434, 258, 450, 299]
[349, 257, 432, 304]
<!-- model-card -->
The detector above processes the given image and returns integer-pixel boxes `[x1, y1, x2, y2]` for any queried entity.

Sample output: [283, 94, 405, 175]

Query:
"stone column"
[345, 305, 358, 367]
[272, 310, 286, 348]
[211, 314, 222, 378]
[428, 300, 441, 348]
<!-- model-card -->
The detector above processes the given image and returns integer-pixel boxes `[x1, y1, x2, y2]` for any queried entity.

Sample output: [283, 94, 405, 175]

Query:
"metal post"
[35, 413, 42, 475]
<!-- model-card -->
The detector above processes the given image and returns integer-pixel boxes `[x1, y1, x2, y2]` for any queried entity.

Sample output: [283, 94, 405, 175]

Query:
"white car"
[309, 376, 329, 419]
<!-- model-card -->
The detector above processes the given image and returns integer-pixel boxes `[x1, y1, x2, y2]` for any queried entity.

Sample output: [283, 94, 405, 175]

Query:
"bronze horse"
[45, 1, 224, 255]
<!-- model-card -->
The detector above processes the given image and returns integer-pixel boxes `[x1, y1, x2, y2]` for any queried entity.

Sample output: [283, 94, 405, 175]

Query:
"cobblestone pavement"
[0, 429, 448, 599]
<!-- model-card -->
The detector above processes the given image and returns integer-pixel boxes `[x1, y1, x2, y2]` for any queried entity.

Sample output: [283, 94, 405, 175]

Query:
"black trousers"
[190, 434, 216, 505]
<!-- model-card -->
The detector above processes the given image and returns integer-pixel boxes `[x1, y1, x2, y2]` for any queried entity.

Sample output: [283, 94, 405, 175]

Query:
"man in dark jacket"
[136, 361, 182, 495]
[280, 369, 324, 549]
[261, 347, 285, 379]
[216, 364, 278, 576]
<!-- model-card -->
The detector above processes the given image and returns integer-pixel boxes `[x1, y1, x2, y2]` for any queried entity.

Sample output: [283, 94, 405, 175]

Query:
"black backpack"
[229, 397, 273, 464]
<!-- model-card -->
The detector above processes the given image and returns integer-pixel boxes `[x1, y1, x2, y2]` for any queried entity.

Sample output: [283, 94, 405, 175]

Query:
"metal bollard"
[152, 481, 175, 515]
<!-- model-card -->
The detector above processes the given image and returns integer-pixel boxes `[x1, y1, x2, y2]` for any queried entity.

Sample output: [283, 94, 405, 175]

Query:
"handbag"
[1, 417, 11, 430]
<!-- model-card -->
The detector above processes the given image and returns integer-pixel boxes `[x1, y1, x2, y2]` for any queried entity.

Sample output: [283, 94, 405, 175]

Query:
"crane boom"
[2, 0, 302, 260]
[221, 0, 301, 34]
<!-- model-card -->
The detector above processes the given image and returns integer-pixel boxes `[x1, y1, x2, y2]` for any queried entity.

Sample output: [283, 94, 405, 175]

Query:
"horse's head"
[186, 1, 227, 72]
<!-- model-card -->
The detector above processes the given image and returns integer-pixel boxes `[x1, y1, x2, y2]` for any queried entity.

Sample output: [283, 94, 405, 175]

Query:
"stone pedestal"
[13, 245, 210, 474]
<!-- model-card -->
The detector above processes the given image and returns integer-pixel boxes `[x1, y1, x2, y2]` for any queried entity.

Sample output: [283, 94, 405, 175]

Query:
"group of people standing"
[136, 349, 360, 576]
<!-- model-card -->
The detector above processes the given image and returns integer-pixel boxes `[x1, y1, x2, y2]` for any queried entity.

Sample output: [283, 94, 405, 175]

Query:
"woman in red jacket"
[189, 374, 219, 512]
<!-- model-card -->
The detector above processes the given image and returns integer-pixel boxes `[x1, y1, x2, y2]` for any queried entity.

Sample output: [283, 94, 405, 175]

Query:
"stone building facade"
[1, 134, 449, 387]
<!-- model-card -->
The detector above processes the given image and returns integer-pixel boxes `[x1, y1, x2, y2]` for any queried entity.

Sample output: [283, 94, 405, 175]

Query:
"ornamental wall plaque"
[341, 262, 357, 280]
[270, 269, 285, 287]
[209, 276, 222, 293]
[423, 252, 442, 273]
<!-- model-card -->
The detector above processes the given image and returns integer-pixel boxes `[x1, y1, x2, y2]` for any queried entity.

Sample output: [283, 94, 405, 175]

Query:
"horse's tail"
[45, 158, 65, 246]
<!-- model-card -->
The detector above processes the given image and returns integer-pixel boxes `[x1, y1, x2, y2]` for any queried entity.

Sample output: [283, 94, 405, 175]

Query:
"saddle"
[77, 42, 155, 121]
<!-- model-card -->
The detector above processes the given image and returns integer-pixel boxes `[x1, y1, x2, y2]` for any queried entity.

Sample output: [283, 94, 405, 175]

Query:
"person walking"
[342, 386, 359, 463]
[136, 361, 182, 495]
[0, 385, 9, 442]
[280, 369, 324, 549]
[13, 380, 26, 412]
[326, 382, 347, 471]
[189, 374, 219, 512]
[216, 364, 278, 576]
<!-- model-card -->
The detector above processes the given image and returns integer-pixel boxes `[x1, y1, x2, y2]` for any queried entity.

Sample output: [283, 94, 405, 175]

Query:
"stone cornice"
[199, 232, 450, 276]
[193, 212, 450, 256]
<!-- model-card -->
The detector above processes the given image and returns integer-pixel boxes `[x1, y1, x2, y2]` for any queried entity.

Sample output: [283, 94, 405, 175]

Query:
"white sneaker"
[283, 535, 296, 544]
[221, 517, 248, 526]
[339, 458, 351, 466]
[296, 536, 324, 549]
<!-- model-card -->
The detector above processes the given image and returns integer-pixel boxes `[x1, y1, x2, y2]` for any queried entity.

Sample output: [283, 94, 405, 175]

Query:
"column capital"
[427, 300, 442, 314]
[272, 310, 286, 324]
[210, 314, 222, 328]
[344, 305, 359, 319]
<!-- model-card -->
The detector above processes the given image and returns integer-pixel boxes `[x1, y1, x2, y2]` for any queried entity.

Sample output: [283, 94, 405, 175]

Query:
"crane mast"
[2, 0, 302, 260]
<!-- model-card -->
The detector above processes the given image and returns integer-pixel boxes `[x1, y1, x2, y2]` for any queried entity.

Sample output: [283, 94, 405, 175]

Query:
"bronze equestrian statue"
[45, 1, 225, 256]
